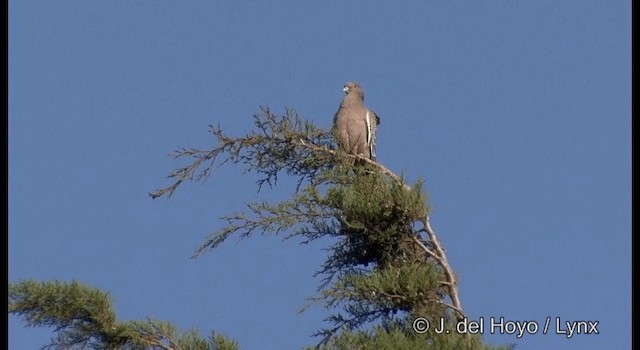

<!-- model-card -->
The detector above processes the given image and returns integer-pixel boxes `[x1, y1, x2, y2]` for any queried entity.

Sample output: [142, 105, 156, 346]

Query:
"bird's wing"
[366, 110, 378, 160]
[333, 104, 351, 152]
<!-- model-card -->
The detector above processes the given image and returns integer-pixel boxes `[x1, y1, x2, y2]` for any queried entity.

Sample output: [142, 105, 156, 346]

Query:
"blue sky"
[9, 1, 630, 349]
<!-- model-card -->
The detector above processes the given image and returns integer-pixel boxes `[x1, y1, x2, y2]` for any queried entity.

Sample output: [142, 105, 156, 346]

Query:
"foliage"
[308, 321, 514, 350]
[9, 280, 239, 350]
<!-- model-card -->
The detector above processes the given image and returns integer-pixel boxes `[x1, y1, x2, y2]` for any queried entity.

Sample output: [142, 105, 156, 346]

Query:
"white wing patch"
[365, 110, 376, 159]
[365, 110, 372, 146]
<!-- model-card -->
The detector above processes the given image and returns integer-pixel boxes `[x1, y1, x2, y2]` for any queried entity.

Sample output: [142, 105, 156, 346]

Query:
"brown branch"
[296, 138, 408, 189]
[420, 216, 463, 320]
[426, 298, 465, 319]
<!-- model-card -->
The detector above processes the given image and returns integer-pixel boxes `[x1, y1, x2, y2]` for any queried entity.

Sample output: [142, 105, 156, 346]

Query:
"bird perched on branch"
[332, 82, 380, 161]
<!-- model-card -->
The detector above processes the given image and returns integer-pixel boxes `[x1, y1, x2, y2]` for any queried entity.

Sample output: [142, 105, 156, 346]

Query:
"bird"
[332, 82, 381, 161]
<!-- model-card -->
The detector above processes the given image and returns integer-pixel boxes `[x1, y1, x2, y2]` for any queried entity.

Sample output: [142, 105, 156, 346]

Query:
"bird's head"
[343, 81, 364, 99]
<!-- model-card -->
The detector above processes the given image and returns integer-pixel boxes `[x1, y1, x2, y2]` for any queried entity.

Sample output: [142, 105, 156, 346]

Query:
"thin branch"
[421, 216, 464, 321]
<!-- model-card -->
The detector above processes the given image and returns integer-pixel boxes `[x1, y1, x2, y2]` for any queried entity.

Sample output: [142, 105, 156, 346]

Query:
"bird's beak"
[343, 86, 349, 93]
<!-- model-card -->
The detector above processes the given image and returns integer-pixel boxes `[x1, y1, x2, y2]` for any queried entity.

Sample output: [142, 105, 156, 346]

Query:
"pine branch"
[149, 107, 335, 199]
[9, 280, 239, 350]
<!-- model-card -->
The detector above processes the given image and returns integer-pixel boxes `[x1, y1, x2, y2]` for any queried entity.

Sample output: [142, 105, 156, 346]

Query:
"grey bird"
[332, 82, 381, 160]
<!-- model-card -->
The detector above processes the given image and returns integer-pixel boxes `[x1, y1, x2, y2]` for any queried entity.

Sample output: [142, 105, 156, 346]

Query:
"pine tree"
[10, 107, 513, 349]
[149, 107, 512, 350]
